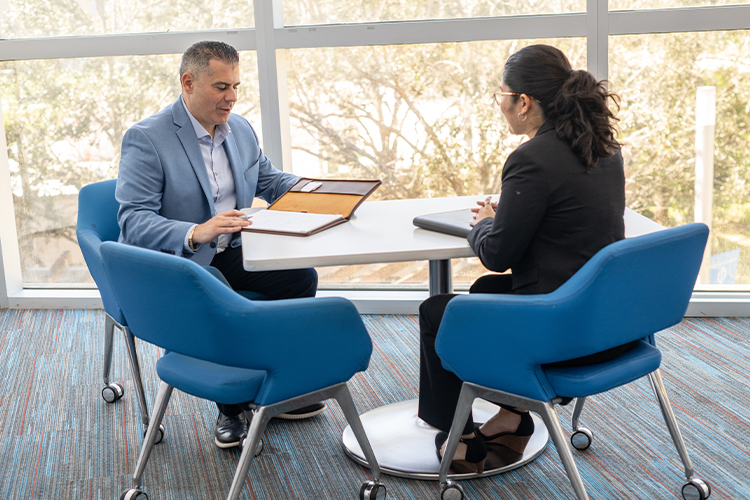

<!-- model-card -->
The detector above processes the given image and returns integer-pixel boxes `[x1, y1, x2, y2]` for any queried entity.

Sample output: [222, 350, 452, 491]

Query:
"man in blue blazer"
[116, 41, 323, 449]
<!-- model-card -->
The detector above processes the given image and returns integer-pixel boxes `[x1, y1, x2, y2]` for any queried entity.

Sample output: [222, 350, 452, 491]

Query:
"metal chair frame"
[438, 372, 706, 500]
[130, 382, 384, 500]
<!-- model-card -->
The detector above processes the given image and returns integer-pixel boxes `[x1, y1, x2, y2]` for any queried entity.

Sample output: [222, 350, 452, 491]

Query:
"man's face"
[182, 59, 240, 135]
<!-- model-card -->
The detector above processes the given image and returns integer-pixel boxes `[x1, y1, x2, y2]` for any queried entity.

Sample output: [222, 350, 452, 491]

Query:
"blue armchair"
[77, 180, 267, 442]
[434, 223, 711, 500]
[100, 241, 385, 500]
[76, 180, 155, 436]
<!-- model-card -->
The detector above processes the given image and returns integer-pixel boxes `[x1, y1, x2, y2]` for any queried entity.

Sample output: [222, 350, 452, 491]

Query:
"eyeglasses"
[493, 91, 540, 106]
[493, 91, 520, 105]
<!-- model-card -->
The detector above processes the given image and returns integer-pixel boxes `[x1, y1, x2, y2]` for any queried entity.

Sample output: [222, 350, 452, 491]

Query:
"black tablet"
[412, 208, 475, 238]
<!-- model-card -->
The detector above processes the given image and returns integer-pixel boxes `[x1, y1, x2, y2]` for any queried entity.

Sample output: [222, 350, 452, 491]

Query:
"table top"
[241, 195, 663, 272]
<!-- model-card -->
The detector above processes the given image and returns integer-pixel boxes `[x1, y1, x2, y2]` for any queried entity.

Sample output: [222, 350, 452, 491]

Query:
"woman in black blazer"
[420, 44, 626, 474]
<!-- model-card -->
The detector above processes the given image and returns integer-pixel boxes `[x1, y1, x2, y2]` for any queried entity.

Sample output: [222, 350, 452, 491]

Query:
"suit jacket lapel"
[172, 97, 216, 214]
[223, 132, 248, 209]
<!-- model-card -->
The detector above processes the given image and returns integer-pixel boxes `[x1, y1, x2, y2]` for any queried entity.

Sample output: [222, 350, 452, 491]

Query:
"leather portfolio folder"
[242, 178, 381, 236]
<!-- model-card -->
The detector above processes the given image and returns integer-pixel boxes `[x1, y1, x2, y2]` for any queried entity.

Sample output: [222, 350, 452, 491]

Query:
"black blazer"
[468, 121, 625, 295]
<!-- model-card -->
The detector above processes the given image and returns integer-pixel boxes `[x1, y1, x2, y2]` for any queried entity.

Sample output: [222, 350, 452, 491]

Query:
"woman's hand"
[471, 197, 497, 226]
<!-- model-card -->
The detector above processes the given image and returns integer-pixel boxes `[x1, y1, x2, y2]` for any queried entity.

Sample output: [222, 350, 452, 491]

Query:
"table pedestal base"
[342, 399, 548, 480]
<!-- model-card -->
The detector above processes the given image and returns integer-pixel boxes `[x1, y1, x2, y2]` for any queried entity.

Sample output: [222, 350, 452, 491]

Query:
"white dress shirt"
[181, 95, 237, 253]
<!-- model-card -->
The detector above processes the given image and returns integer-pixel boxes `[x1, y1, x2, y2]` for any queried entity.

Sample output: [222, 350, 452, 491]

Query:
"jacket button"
[210, 242, 216, 248]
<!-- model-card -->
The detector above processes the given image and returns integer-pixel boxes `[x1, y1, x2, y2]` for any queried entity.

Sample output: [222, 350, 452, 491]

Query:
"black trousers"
[209, 245, 318, 417]
[418, 274, 631, 434]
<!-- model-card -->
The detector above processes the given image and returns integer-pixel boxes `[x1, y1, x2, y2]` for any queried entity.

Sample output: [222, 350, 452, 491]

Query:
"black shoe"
[274, 402, 327, 420]
[214, 412, 248, 448]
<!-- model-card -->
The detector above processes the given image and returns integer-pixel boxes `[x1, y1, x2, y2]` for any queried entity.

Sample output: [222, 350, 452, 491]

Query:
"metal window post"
[254, 0, 293, 172]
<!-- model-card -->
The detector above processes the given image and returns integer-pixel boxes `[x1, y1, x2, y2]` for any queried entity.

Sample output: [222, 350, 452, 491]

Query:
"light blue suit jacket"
[116, 96, 298, 266]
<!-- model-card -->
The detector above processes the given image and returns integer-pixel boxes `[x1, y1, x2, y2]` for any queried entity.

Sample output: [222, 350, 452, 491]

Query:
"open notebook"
[242, 178, 381, 236]
[241, 209, 346, 237]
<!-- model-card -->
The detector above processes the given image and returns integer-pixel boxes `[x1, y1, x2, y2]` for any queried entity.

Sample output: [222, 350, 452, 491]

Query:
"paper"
[300, 181, 323, 192]
[243, 209, 343, 234]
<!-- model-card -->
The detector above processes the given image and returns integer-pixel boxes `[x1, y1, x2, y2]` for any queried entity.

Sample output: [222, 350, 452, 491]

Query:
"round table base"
[342, 399, 549, 480]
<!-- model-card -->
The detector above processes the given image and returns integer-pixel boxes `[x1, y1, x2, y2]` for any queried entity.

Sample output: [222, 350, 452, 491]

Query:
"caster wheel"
[239, 436, 263, 457]
[682, 478, 711, 500]
[120, 488, 148, 500]
[440, 480, 464, 500]
[102, 383, 124, 403]
[359, 481, 386, 500]
[144, 424, 166, 445]
[570, 426, 593, 451]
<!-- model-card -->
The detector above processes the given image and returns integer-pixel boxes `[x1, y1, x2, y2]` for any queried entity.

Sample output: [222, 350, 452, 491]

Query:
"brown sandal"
[476, 408, 534, 455]
[435, 431, 487, 474]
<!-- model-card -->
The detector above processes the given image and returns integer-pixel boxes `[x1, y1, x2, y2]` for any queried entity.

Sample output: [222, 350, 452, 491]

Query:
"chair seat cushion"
[157, 352, 266, 405]
[543, 339, 662, 398]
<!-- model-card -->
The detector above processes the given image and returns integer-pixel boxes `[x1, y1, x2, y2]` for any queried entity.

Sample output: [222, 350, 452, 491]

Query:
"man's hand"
[192, 209, 252, 245]
[470, 197, 497, 226]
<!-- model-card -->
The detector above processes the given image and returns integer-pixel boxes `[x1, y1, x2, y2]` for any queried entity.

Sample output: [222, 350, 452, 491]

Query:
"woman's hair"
[502, 44, 620, 168]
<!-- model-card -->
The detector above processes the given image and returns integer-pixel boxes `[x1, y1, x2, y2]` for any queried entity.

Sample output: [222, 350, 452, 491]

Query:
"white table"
[242, 196, 662, 295]
[241, 196, 663, 479]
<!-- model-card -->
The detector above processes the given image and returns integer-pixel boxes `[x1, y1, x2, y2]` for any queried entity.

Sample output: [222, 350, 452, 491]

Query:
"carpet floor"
[0, 309, 747, 499]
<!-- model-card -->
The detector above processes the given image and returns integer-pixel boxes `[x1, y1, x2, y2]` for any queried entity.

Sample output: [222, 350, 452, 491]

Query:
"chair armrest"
[77, 229, 125, 324]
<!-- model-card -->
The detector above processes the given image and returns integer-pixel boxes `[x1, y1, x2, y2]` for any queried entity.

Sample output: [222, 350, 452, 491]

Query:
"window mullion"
[587, 0, 609, 81]
[253, 0, 293, 171]
[0, 97, 23, 307]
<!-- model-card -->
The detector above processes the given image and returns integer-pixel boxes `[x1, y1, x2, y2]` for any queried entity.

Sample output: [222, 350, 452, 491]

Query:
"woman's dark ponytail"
[502, 45, 621, 168]
[553, 70, 620, 169]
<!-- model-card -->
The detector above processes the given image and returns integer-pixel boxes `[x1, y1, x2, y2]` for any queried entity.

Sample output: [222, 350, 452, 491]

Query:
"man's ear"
[181, 73, 195, 94]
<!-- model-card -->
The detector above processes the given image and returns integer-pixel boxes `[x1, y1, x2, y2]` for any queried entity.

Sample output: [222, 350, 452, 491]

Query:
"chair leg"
[226, 406, 271, 500]
[571, 398, 586, 429]
[569, 398, 594, 451]
[536, 402, 590, 500]
[131, 381, 173, 489]
[122, 327, 150, 426]
[648, 369, 696, 481]
[334, 384, 383, 485]
[102, 314, 116, 385]
[438, 383, 479, 487]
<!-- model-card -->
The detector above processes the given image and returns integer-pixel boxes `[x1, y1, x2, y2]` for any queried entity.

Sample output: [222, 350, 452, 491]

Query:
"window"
[610, 30, 750, 288]
[287, 38, 586, 289]
[1, 52, 259, 286]
[610, 0, 747, 11]
[0, 0, 254, 39]
[2, 0, 750, 309]
[283, 0, 585, 26]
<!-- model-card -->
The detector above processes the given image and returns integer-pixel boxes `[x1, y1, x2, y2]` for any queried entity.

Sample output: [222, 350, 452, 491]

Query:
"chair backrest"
[76, 179, 124, 324]
[100, 241, 373, 405]
[549, 222, 709, 350]
[436, 223, 709, 399]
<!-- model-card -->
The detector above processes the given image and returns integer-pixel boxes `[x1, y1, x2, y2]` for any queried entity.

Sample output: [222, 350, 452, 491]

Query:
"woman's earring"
[517, 112, 527, 122]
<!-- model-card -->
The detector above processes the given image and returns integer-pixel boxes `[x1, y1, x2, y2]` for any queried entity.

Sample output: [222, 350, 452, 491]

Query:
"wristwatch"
[188, 226, 197, 251]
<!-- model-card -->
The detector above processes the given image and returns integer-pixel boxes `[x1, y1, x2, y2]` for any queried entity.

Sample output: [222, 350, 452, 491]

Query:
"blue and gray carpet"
[0, 309, 747, 499]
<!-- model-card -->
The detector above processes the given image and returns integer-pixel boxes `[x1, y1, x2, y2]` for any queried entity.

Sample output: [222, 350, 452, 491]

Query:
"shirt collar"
[180, 95, 231, 143]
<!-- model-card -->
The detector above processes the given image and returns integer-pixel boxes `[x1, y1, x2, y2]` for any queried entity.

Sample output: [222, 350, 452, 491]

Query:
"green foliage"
[287, 38, 585, 200]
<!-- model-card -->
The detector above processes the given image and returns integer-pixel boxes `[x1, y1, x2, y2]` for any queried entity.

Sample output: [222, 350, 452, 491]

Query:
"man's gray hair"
[179, 41, 239, 78]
